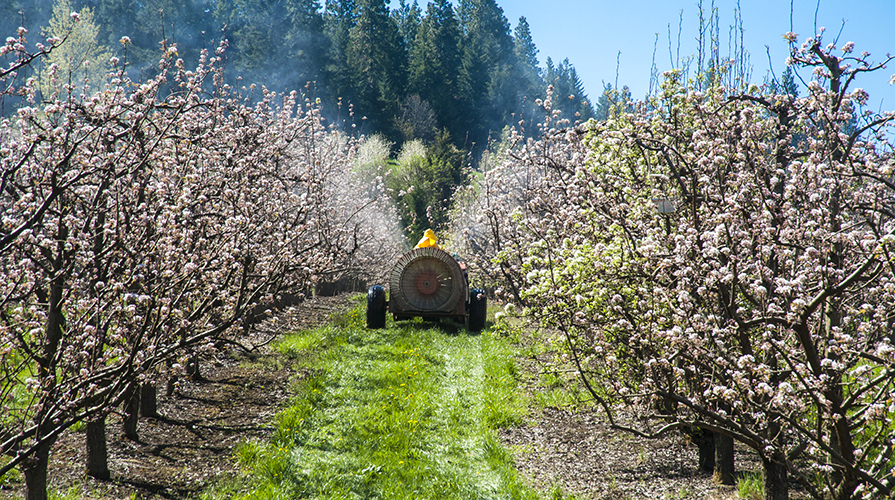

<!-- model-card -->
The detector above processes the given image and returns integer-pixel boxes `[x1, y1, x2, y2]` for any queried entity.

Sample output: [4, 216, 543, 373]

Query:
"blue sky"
[494, 0, 895, 109]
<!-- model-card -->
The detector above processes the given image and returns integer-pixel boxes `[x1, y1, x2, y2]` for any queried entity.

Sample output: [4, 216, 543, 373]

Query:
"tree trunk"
[186, 351, 202, 381]
[85, 418, 110, 480]
[121, 385, 140, 441]
[140, 382, 157, 418]
[23, 436, 55, 500]
[25, 228, 66, 500]
[714, 432, 735, 485]
[692, 428, 715, 472]
[166, 374, 177, 397]
[763, 454, 789, 500]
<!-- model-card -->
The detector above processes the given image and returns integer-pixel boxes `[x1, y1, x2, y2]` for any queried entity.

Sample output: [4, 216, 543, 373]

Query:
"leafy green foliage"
[0, 456, 23, 489]
[40, 0, 112, 97]
[389, 130, 469, 242]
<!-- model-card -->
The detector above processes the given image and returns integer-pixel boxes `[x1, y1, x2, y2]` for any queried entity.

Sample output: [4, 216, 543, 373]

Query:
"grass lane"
[215, 296, 544, 500]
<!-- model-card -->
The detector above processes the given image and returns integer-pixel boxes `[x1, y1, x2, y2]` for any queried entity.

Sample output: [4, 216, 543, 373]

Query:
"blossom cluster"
[0, 35, 401, 481]
[451, 39, 895, 499]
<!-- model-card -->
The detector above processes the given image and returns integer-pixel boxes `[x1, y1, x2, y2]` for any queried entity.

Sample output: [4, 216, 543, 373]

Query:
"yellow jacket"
[415, 229, 441, 249]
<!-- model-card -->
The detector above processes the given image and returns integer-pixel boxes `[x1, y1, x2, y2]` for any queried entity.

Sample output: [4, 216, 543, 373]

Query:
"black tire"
[467, 288, 487, 332]
[366, 285, 387, 329]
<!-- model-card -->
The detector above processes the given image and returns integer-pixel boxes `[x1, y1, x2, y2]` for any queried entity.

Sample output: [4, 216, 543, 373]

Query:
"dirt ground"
[499, 406, 748, 500]
[0, 295, 352, 500]
[1, 294, 760, 499]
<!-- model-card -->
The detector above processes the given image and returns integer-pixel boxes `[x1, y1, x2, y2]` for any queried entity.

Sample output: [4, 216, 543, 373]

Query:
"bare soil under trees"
[0, 294, 778, 500]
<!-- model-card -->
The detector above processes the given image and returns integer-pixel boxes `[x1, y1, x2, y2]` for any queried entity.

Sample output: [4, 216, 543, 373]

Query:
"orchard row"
[1, 29, 402, 499]
[450, 32, 895, 500]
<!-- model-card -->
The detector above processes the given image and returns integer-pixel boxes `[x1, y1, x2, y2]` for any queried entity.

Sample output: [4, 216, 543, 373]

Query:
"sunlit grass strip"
[230, 300, 538, 499]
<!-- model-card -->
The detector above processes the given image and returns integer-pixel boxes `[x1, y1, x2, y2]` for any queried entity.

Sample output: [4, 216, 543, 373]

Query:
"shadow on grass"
[391, 317, 492, 336]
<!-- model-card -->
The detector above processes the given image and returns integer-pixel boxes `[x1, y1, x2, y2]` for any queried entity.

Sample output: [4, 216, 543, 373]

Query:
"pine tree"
[766, 66, 799, 100]
[392, 0, 422, 57]
[120, 0, 211, 78]
[544, 57, 594, 121]
[407, 0, 464, 142]
[220, 0, 273, 72]
[79, 0, 138, 61]
[282, 0, 327, 93]
[511, 16, 545, 127]
[457, 0, 515, 150]
[513, 16, 538, 70]
[781, 66, 799, 98]
[594, 82, 632, 121]
[207, 0, 323, 92]
[0, 1, 23, 41]
[323, 0, 358, 106]
[345, 0, 406, 138]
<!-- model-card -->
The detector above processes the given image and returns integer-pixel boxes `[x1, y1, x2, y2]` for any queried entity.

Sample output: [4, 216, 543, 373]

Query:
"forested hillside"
[1, 0, 595, 151]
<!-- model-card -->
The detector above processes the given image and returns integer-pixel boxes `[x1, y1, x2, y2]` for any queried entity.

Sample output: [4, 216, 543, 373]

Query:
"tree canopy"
[450, 33, 895, 500]
[2, 0, 594, 154]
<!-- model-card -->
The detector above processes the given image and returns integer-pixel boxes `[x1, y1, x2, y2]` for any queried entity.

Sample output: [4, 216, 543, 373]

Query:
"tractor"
[366, 246, 487, 331]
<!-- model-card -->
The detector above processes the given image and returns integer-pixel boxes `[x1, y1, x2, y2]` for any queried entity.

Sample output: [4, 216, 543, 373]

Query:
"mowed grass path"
[220, 296, 542, 500]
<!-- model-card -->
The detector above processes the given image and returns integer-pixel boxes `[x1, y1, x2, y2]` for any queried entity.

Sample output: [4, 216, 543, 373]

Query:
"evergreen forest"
[1, 0, 596, 152]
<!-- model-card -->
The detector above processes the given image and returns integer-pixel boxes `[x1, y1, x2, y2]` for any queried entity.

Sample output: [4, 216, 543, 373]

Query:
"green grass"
[48, 483, 84, 500]
[213, 297, 548, 500]
[737, 472, 763, 500]
[490, 318, 594, 412]
[0, 455, 23, 489]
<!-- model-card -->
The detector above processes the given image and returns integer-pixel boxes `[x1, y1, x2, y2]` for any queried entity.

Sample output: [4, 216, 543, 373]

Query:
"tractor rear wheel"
[467, 288, 487, 332]
[366, 285, 387, 329]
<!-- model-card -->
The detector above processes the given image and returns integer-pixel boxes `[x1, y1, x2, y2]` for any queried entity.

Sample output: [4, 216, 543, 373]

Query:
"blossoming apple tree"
[0, 28, 400, 500]
[453, 35, 895, 500]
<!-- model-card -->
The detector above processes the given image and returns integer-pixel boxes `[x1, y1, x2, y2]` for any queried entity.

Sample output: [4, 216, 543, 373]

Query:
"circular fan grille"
[401, 257, 453, 309]
[390, 247, 465, 313]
